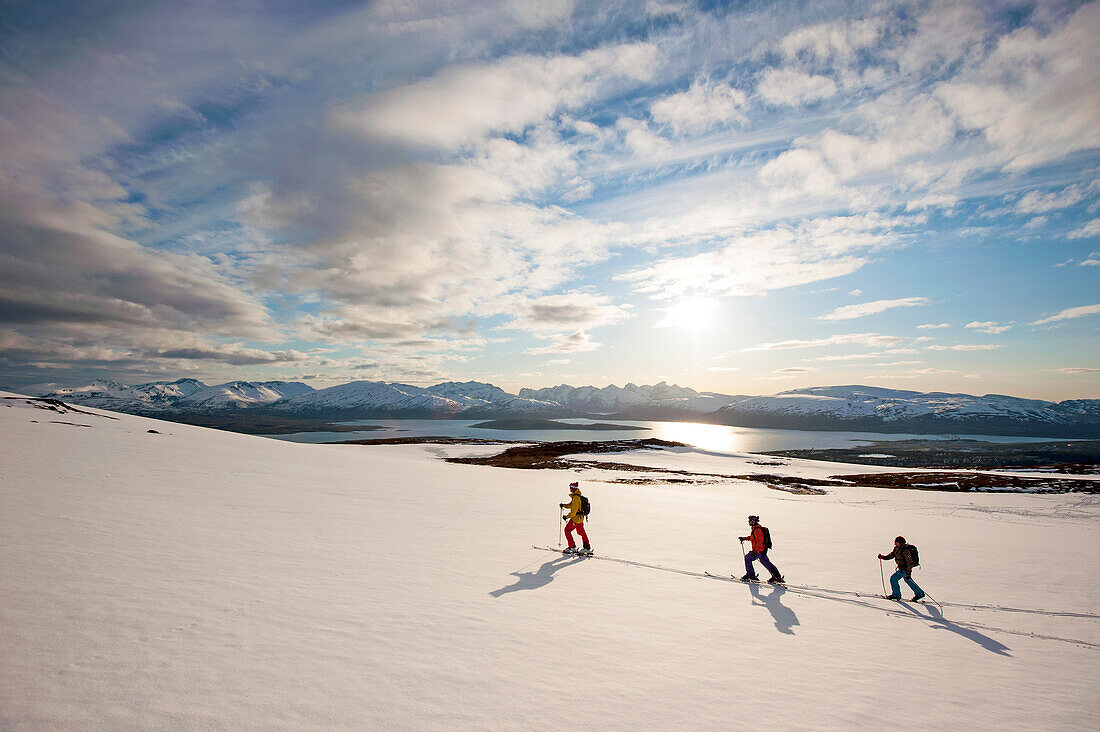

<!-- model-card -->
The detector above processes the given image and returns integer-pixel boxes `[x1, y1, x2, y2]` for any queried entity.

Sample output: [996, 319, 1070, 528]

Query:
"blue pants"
[890, 569, 923, 597]
[745, 550, 780, 579]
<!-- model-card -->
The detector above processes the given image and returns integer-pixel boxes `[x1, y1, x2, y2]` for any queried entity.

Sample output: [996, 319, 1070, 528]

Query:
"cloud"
[1068, 219, 1100, 239]
[810, 353, 885, 362]
[965, 321, 1012, 334]
[498, 293, 630, 335]
[746, 333, 903, 351]
[917, 323, 950, 329]
[619, 215, 902, 300]
[150, 346, 309, 366]
[926, 344, 1001, 351]
[817, 297, 930, 321]
[934, 3, 1100, 171]
[335, 43, 658, 149]
[1033, 304, 1100, 325]
[779, 17, 882, 63]
[775, 366, 813, 373]
[525, 330, 600, 354]
[649, 80, 747, 135]
[1016, 183, 1092, 214]
[1051, 367, 1100, 374]
[757, 68, 837, 107]
[503, 0, 574, 29]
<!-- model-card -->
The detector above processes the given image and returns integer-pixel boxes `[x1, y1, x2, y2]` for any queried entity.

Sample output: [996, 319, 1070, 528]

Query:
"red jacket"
[742, 525, 767, 553]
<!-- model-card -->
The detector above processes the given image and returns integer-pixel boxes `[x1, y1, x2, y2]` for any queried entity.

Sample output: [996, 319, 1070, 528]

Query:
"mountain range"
[37, 379, 1100, 438]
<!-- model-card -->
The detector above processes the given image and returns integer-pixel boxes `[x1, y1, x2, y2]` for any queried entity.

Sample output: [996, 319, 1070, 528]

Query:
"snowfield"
[1, 394, 1098, 730]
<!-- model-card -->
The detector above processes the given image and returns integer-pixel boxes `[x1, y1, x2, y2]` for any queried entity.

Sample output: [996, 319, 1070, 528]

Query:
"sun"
[657, 298, 719, 332]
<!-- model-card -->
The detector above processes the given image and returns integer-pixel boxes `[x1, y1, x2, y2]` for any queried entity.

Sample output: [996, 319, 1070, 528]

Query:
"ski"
[532, 546, 591, 557]
[704, 571, 761, 584]
[857, 592, 930, 603]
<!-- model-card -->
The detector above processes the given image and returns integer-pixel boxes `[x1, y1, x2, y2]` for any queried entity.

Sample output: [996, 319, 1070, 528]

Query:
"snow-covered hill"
[42, 378, 313, 413]
[1, 392, 1097, 728]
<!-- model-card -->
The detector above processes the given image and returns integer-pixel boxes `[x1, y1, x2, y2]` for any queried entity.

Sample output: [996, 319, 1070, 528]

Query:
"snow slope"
[1, 393, 1098, 729]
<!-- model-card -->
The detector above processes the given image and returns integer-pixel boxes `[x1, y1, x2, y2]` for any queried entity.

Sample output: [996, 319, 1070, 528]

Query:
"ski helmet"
[895, 535, 906, 544]
[569, 482, 579, 490]
[748, 515, 760, 524]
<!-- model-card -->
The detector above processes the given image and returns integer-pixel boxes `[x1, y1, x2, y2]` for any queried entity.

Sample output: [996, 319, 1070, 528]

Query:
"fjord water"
[267, 418, 1055, 452]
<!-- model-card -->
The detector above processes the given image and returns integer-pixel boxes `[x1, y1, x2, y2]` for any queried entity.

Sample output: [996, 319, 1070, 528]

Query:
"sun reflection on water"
[649, 421, 746, 453]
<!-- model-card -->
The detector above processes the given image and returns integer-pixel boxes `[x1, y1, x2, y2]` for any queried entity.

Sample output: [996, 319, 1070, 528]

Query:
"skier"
[879, 535, 925, 601]
[739, 515, 784, 584]
[559, 482, 591, 556]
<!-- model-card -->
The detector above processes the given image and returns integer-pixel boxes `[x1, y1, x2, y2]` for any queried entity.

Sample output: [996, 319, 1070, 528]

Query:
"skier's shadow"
[748, 582, 800, 635]
[489, 555, 582, 597]
[898, 602, 1012, 656]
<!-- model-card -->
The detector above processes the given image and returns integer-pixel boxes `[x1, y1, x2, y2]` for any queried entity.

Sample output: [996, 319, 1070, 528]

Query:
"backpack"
[761, 526, 773, 550]
[904, 544, 919, 567]
[579, 495, 591, 518]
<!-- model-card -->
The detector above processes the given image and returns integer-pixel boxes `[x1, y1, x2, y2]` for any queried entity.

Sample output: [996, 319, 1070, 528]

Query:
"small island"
[469, 418, 649, 431]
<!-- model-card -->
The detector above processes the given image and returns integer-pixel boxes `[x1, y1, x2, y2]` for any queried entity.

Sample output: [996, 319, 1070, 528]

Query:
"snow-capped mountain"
[35, 378, 1100, 436]
[424, 381, 563, 413]
[266, 380, 470, 418]
[42, 378, 313, 413]
[267, 380, 565, 418]
[712, 385, 1100, 436]
[518, 381, 742, 414]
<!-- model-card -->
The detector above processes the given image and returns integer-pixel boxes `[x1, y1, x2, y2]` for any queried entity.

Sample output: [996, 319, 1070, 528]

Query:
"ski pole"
[879, 559, 887, 597]
[922, 589, 943, 610]
[558, 509, 563, 548]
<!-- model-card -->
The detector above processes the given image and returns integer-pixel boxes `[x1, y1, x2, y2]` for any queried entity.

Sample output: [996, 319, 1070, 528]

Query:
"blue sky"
[0, 0, 1097, 400]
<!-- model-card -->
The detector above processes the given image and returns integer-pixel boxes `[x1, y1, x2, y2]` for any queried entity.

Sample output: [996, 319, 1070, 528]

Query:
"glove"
[878, 555, 885, 560]
[739, 537, 746, 542]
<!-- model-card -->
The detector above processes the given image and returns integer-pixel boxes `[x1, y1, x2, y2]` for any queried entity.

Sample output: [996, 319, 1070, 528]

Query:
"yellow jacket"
[562, 492, 585, 524]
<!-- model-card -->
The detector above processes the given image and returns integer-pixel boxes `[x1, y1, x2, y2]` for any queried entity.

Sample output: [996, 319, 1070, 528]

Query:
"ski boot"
[563, 546, 578, 555]
[740, 574, 759, 582]
[767, 575, 785, 584]
[885, 594, 901, 600]
[578, 547, 594, 557]
[911, 592, 925, 601]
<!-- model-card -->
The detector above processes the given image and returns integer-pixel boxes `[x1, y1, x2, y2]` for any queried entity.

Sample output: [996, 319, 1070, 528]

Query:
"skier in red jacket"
[739, 515, 784, 584]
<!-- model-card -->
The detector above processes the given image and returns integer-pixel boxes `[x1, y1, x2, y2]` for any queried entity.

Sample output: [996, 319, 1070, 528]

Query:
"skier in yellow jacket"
[559, 482, 592, 555]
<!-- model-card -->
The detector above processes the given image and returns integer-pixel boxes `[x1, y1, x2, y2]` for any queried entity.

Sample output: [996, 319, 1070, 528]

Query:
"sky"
[0, 0, 1097, 401]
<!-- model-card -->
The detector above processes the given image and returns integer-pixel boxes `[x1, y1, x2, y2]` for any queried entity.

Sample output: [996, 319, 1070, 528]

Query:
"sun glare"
[658, 299, 718, 332]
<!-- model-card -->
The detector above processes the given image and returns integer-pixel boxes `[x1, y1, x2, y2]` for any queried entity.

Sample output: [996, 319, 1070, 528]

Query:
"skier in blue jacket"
[879, 536, 925, 601]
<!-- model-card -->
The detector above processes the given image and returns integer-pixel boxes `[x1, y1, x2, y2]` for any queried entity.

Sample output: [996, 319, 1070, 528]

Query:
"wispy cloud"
[1033, 304, 1100, 325]
[818, 297, 930, 321]
[926, 344, 1001, 351]
[1068, 219, 1100, 240]
[917, 323, 950, 329]
[747, 333, 903, 351]
[965, 321, 1012, 334]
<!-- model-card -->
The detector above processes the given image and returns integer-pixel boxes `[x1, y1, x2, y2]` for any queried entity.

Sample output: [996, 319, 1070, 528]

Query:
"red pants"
[565, 521, 589, 548]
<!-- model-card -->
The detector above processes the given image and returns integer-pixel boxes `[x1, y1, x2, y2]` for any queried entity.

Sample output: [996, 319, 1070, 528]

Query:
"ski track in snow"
[532, 547, 1100, 650]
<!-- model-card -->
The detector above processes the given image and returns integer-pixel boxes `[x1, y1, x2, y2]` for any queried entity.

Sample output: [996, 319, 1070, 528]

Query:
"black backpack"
[761, 526, 773, 550]
[905, 544, 919, 567]
[579, 495, 591, 518]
